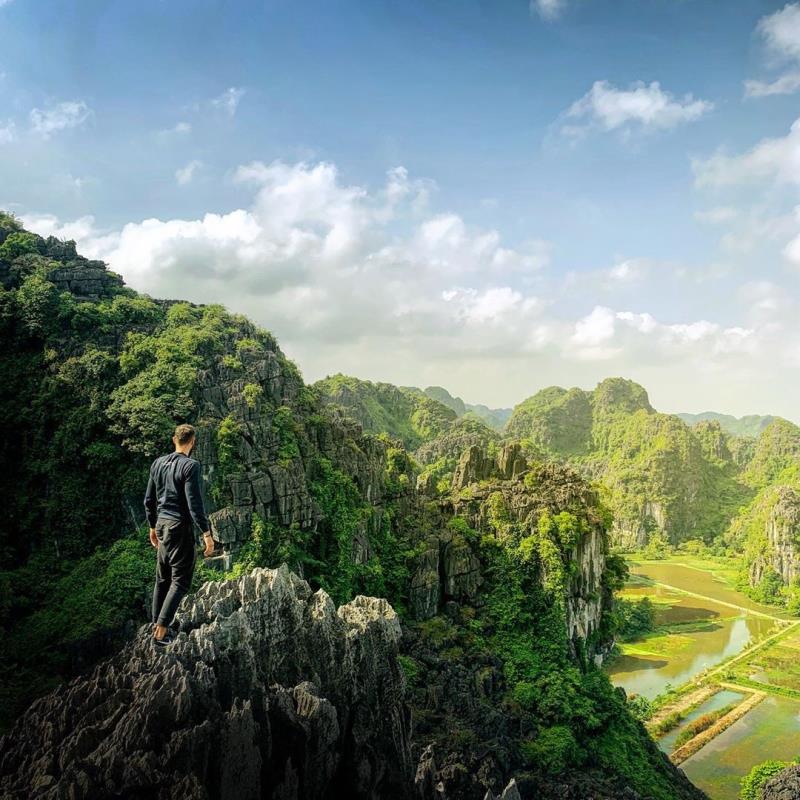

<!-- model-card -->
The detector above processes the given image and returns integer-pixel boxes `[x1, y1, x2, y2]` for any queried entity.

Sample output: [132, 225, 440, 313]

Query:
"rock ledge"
[0, 564, 413, 799]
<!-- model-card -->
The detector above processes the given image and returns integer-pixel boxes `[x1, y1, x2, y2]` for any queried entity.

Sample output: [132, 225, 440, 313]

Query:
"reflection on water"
[607, 561, 795, 799]
[606, 562, 778, 699]
[657, 689, 744, 754]
[608, 615, 772, 699]
[681, 695, 800, 800]
[630, 562, 790, 618]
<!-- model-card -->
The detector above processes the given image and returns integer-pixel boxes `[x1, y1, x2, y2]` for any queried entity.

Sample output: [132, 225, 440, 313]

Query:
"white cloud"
[757, 2, 800, 60]
[158, 121, 192, 138]
[21, 213, 95, 241]
[568, 306, 757, 363]
[175, 160, 202, 185]
[693, 117, 800, 186]
[24, 161, 551, 354]
[211, 87, 245, 116]
[746, 4, 800, 97]
[0, 120, 14, 144]
[780, 207, 800, 266]
[23, 158, 800, 416]
[561, 80, 712, 137]
[531, 0, 566, 21]
[571, 306, 618, 359]
[745, 71, 800, 98]
[606, 259, 645, 283]
[29, 100, 92, 138]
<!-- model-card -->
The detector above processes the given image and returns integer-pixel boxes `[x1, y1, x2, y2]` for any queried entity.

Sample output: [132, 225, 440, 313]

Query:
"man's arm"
[184, 460, 211, 535]
[144, 465, 159, 528]
[144, 464, 159, 548]
[184, 461, 215, 557]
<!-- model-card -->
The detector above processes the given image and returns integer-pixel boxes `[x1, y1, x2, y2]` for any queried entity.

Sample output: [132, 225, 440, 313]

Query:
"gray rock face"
[611, 500, 668, 551]
[763, 765, 800, 800]
[451, 443, 527, 492]
[0, 565, 413, 800]
[442, 538, 483, 601]
[483, 779, 521, 800]
[749, 486, 800, 588]
[565, 524, 605, 654]
[191, 344, 405, 560]
[47, 263, 123, 300]
[410, 538, 442, 619]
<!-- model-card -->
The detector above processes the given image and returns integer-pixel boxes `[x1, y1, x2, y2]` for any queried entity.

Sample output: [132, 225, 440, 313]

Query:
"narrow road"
[641, 580, 788, 622]
[705, 619, 800, 680]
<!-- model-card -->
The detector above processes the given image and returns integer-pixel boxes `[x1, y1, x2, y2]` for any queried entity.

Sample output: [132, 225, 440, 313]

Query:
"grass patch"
[672, 702, 739, 749]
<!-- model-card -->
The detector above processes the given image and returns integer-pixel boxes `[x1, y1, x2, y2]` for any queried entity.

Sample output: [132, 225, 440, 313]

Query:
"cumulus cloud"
[0, 120, 14, 144]
[759, 2, 800, 59]
[175, 160, 202, 185]
[23, 158, 800, 414]
[530, 0, 566, 21]
[561, 80, 712, 137]
[158, 121, 191, 139]
[745, 71, 800, 98]
[745, 4, 800, 97]
[211, 87, 245, 116]
[570, 306, 757, 362]
[693, 117, 800, 187]
[29, 100, 92, 138]
[30, 162, 546, 351]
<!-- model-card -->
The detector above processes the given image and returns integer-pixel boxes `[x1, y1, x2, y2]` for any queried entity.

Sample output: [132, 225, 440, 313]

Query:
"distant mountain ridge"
[418, 385, 512, 431]
[677, 411, 776, 438]
[311, 370, 800, 612]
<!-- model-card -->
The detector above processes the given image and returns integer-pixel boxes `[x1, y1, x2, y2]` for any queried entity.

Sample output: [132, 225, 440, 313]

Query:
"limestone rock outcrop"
[762, 765, 800, 800]
[748, 485, 800, 588]
[191, 344, 407, 555]
[0, 565, 413, 800]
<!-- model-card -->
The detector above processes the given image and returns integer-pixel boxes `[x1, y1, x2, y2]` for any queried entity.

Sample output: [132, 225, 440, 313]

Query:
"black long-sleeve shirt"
[144, 452, 210, 534]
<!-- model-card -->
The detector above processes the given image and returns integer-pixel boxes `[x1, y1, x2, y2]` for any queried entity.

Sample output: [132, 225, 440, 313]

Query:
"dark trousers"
[152, 517, 196, 627]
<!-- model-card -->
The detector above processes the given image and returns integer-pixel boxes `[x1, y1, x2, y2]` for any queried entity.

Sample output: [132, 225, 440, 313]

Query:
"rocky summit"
[0, 565, 412, 800]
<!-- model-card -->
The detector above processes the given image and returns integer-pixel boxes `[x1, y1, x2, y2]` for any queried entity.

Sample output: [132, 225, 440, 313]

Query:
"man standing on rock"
[144, 423, 216, 645]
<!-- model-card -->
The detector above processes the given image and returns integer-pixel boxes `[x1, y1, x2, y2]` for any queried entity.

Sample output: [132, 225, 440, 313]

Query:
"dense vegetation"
[503, 378, 800, 612]
[314, 373, 457, 450]
[505, 378, 752, 550]
[739, 760, 796, 800]
[0, 215, 703, 799]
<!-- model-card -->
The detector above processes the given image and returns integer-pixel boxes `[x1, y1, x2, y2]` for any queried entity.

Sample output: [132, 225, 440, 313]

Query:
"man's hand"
[149, 528, 159, 549]
[202, 532, 216, 558]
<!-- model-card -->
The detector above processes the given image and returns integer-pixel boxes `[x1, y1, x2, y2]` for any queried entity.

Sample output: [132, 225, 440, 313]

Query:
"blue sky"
[3, 0, 800, 418]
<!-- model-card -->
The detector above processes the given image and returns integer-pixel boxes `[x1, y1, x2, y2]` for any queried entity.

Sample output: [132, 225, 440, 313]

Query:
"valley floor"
[606, 555, 800, 800]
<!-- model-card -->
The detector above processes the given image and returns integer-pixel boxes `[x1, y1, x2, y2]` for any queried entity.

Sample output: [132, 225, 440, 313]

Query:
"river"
[606, 559, 796, 800]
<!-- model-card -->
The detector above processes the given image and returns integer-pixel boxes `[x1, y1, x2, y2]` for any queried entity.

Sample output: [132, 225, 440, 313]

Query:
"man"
[144, 423, 216, 645]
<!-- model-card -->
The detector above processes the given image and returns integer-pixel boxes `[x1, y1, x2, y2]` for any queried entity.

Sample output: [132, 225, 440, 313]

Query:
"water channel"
[606, 560, 796, 799]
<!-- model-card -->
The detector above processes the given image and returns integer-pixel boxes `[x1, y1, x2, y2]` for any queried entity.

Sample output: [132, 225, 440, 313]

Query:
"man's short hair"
[174, 424, 196, 445]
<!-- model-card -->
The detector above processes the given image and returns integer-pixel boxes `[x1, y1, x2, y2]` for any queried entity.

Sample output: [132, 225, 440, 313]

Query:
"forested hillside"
[0, 215, 702, 800]
[319, 372, 800, 614]
[505, 381, 800, 611]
